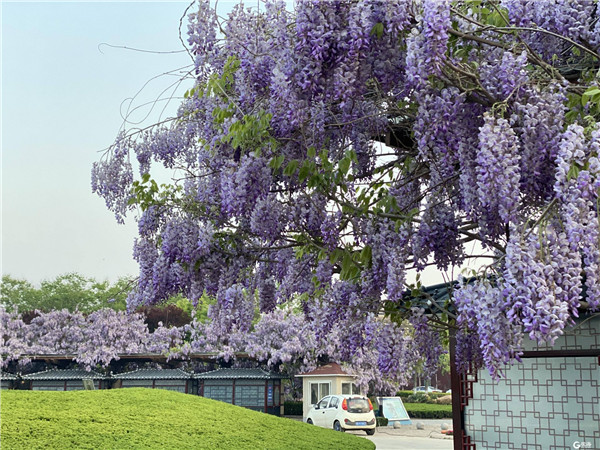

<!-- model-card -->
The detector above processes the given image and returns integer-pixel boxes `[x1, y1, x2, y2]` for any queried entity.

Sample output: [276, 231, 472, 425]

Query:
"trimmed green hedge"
[397, 390, 449, 404]
[284, 400, 303, 416]
[397, 390, 413, 397]
[1, 389, 375, 450]
[398, 390, 448, 398]
[376, 417, 389, 427]
[403, 403, 453, 419]
[405, 393, 430, 403]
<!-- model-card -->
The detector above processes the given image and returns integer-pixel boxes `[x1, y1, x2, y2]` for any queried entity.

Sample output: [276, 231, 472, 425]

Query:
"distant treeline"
[0, 273, 207, 329]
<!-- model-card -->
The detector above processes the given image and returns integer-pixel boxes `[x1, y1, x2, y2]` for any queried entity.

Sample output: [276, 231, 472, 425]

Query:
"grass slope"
[1, 389, 374, 450]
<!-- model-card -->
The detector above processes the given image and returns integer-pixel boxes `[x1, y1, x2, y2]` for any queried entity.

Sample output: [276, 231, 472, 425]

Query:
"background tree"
[137, 304, 192, 332]
[1, 276, 42, 312]
[1, 273, 134, 313]
[92, 0, 600, 382]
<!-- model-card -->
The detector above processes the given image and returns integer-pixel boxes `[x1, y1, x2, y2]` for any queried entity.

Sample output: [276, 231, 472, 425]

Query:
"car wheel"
[307, 419, 313, 425]
[366, 429, 375, 436]
[333, 421, 344, 432]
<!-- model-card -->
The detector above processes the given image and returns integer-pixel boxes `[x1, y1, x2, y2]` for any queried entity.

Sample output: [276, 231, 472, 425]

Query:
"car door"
[322, 396, 340, 429]
[314, 396, 331, 427]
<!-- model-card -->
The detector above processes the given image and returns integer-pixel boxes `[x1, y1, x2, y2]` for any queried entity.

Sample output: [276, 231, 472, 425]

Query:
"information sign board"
[377, 396, 411, 425]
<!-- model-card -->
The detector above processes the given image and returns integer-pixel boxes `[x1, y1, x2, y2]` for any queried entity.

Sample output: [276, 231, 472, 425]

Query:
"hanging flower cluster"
[90, 0, 600, 382]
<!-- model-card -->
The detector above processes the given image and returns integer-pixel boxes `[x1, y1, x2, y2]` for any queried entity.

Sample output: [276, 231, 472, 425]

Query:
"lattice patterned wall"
[521, 315, 600, 352]
[463, 315, 600, 450]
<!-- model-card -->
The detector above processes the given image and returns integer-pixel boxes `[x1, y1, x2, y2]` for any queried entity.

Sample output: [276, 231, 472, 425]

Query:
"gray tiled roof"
[23, 369, 105, 380]
[1, 372, 18, 380]
[193, 368, 285, 380]
[113, 368, 191, 380]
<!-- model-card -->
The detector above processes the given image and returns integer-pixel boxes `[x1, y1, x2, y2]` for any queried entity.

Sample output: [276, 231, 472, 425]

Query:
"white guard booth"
[296, 362, 360, 420]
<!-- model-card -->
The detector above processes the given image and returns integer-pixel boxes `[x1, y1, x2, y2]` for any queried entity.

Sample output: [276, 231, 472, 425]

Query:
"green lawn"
[1, 389, 374, 450]
[404, 402, 453, 419]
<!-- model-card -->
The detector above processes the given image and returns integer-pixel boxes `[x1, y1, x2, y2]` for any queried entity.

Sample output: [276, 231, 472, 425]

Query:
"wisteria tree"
[92, 0, 600, 382]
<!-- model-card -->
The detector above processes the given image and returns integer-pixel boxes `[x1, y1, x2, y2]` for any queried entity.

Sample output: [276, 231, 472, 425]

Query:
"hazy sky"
[2, 1, 477, 287]
[2, 1, 203, 284]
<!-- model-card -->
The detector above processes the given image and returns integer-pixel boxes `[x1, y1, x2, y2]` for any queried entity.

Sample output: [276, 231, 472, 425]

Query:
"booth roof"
[296, 362, 352, 377]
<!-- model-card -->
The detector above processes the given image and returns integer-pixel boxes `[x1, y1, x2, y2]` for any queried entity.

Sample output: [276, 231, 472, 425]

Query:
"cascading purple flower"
[413, 195, 464, 271]
[480, 50, 528, 101]
[91, 134, 134, 224]
[414, 87, 464, 184]
[245, 305, 316, 373]
[409, 307, 445, 376]
[476, 113, 521, 237]
[220, 155, 271, 217]
[187, 0, 221, 74]
[1, 307, 30, 369]
[554, 125, 600, 311]
[250, 195, 287, 240]
[422, 0, 450, 74]
[89, 0, 600, 384]
[405, 0, 450, 91]
[512, 83, 567, 203]
[454, 279, 522, 379]
[503, 224, 579, 345]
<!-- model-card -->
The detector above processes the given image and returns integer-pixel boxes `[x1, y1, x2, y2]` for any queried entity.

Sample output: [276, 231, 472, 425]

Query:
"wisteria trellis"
[20, 0, 600, 387]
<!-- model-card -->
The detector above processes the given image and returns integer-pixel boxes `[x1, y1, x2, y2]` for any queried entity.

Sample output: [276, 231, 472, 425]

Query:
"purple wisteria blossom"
[88, 1, 600, 384]
[477, 113, 521, 237]
[454, 279, 523, 379]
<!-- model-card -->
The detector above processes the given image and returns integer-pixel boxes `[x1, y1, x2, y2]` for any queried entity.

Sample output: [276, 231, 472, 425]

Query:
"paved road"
[358, 432, 453, 450]
[346, 420, 454, 450]
[286, 416, 454, 449]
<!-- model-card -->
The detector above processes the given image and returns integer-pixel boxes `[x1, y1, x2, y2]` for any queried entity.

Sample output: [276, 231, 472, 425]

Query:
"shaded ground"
[354, 420, 454, 450]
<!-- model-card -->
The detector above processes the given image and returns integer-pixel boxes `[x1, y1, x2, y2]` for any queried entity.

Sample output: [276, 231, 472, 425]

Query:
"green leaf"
[565, 110, 579, 124]
[582, 86, 600, 106]
[330, 248, 345, 265]
[298, 164, 311, 183]
[370, 22, 384, 38]
[340, 252, 354, 280]
[567, 163, 581, 180]
[319, 149, 329, 165]
[308, 174, 322, 189]
[269, 154, 285, 170]
[360, 245, 372, 266]
[283, 159, 299, 176]
[584, 87, 600, 96]
[338, 157, 351, 175]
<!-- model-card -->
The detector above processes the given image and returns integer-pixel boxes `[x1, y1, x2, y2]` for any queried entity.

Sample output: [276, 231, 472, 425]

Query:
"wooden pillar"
[265, 380, 268, 413]
[449, 328, 464, 450]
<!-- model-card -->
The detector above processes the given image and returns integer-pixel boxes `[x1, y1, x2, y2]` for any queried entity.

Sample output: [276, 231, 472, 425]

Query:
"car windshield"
[347, 398, 370, 413]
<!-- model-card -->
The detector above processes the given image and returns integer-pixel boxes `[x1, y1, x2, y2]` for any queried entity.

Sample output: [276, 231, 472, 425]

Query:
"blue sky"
[2, 1, 201, 283]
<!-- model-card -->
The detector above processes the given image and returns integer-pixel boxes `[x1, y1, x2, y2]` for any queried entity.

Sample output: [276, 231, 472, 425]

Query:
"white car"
[306, 395, 376, 435]
[413, 386, 442, 393]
